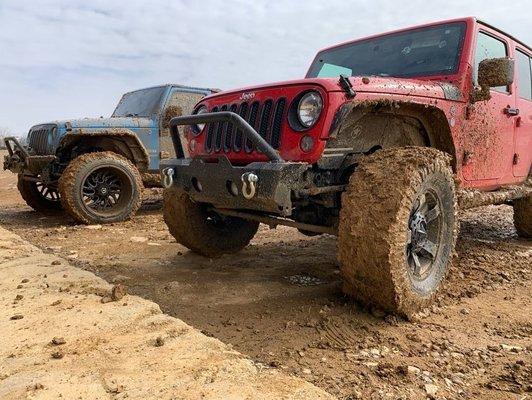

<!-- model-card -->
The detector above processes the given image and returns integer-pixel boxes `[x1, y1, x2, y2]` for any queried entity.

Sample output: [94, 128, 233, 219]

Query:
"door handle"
[504, 106, 519, 116]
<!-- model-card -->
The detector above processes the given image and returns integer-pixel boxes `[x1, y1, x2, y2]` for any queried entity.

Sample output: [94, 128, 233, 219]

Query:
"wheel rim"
[406, 190, 443, 280]
[81, 166, 133, 217]
[36, 181, 60, 202]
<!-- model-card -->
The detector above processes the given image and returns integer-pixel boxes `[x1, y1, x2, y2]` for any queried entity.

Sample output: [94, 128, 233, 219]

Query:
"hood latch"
[339, 75, 356, 99]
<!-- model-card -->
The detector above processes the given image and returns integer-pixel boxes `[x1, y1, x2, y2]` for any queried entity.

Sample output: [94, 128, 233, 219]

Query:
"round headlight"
[297, 91, 323, 128]
[192, 105, 208, 135]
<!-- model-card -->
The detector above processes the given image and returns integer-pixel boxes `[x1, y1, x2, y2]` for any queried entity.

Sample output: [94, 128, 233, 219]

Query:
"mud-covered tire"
[58, 152, 143, 224]
[513, 195, 531, 238]
[163, 186, 259, 257]
[17, 174, 62, 212]
[338, 147, 457, 318]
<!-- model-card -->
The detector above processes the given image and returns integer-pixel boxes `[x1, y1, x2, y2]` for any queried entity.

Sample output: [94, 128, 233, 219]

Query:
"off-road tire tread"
[338, 147, 457, 318]
[17, 174, 62, 212]
[513, 195, 531, 238]
[58, 151, 143, 224]
[163, 186, 259, 258]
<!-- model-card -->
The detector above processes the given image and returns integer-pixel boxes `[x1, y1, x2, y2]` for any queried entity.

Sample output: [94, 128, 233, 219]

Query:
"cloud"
[0, 0, 530, 133]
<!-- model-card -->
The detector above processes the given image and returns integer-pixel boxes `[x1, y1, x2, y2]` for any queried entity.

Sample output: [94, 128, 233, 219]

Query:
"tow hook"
[241, 172, 258, 199]
[162, 168, 174, 188]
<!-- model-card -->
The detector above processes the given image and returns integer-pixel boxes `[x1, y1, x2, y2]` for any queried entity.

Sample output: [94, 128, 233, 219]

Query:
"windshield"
[306, 22, 466, 79]
[112, 86, 166, 118]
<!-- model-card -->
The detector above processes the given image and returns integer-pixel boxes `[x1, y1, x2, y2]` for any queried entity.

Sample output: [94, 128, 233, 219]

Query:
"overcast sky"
[0, 0, 530, 134]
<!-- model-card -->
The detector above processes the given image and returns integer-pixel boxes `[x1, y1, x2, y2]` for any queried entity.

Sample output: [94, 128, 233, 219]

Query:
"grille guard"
[169, 111, 284, 163]
[4, 136, 29, 160]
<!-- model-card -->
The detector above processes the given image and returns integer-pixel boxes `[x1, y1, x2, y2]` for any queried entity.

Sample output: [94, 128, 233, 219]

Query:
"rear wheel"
[163, 186, 259, 257]
[58, 152, 143, 224]
[338, 147, 457, 318]
[513, 195, 531, 238]
[17, 174, 62, 212]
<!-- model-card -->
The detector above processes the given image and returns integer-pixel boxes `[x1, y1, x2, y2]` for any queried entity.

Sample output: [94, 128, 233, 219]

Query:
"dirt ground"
[1, 225, 332, 400]
[1, 151, 530, 399]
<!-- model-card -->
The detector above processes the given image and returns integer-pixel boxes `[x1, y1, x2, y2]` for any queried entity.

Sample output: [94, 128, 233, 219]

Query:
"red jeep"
[161, 17, 531, 317]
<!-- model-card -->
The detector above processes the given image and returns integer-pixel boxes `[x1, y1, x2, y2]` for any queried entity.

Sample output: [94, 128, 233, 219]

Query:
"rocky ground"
[0, 154, 530, 399]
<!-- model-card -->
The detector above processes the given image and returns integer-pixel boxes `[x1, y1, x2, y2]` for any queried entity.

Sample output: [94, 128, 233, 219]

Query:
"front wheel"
[163, 186, 259, 257]
[17, 174, 62, 212]
[58, 152, 143, 224]
[338, 147, 457, 318]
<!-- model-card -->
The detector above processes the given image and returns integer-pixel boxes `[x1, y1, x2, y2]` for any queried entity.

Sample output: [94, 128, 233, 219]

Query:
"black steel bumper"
[3, 136, 56, 174]
[160, 156, 309, 216]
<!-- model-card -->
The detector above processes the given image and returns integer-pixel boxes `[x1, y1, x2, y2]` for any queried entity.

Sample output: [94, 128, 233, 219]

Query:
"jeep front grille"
[205, 98, 286, 154]
[28, 127, 53, 155]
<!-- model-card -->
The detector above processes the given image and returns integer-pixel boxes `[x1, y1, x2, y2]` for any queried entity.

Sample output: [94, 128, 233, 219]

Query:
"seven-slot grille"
[28, 127, 52, 155]
[204, 98, 286, 153]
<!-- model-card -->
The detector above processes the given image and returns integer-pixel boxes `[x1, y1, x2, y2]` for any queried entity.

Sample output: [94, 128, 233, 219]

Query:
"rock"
[155, 336, 165, 347]
[406, 333, 422, 343]
[51, 337, 66, 345]
[51, 260, 61, 266]
[10, 314, 23, 320]
[370, 348, 381, 357]
[302, 368, 312, 374]
[147, 242, 162, 246]
[21, 278, 29, 283]
[14, 294, 23, 301]
[406, 366, 421, 375]
[111, 284, 127, 301]
[51, 300, 62, 306]
[85, 225, 102, 230]
[460, 308, 470, 315]
[130, 236, 148, 243]
[500, 344, 523, 353]
[51, 351, 64, 359]
[424, 384, 439, 396]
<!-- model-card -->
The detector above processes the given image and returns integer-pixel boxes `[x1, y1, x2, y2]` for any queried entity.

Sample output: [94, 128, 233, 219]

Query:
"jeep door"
[513, 47, 532, 178]
[462, 26, 516, 186]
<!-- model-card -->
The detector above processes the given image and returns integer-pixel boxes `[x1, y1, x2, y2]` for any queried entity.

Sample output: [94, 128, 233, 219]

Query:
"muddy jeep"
[4, 84, 214, 224]
[161, 18, 531, 317]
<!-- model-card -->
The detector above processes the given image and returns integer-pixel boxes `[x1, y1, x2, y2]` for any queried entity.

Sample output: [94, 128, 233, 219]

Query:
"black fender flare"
[58, 128, 150, 171]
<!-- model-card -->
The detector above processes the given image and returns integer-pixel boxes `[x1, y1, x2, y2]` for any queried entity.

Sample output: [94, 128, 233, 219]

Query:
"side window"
[167, 91, 205, 113]
[516, 49, 532, 100]
[474, 31, 508, 93]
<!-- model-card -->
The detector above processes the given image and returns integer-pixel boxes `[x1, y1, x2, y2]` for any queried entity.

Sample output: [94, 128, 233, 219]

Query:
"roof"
[122, 84, 215, 96]
[317, 17, 530, 54]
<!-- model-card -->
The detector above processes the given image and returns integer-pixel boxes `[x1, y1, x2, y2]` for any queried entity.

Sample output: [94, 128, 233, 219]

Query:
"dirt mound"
[0, 226, 334, 400]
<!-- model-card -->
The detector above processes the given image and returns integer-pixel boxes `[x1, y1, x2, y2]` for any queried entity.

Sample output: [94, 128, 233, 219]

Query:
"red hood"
[202, 76, 456, 103]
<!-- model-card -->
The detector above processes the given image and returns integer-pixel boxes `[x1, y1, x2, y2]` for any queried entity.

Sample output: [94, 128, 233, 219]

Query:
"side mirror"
[473, 57, 514, 102]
